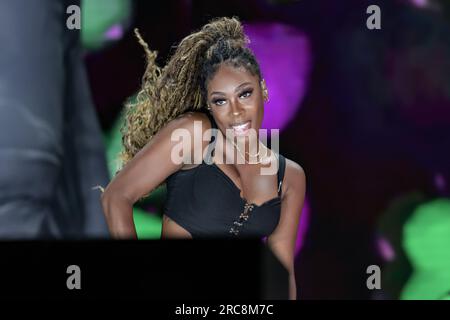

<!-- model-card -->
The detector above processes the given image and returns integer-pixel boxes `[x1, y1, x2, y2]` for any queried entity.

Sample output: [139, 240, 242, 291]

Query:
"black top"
[163, 112, 286, 239]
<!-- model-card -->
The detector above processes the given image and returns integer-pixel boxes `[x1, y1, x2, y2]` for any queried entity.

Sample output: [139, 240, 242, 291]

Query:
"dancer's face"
[206, 63, 264, 140]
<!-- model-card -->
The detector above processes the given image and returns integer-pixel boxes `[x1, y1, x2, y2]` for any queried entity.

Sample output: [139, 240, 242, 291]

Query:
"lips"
[231, 121, 251, 136]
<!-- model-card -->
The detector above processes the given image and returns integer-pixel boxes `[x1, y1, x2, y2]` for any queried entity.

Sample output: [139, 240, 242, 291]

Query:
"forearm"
[266, 240, 297, 300]
[101, 193, 137, 239]
[289, 272, 297, 300]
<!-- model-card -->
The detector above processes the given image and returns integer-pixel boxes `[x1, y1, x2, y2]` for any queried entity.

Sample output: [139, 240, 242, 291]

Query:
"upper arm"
[103, 112, 211, 204]
[267, 159, 306, 273]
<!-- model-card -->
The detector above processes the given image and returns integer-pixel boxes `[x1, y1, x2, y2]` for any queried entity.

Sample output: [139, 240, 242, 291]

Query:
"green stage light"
[401, 198, 450, 299]
[133, 207, 162, 239]
[81, 0, 132, 50]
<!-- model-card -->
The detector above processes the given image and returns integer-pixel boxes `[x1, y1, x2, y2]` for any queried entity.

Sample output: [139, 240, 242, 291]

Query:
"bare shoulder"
[165, 111, 211, 141]
[170, 111, 211, 129]
[282, 157, 306, 195]
[165, 111, 213, 169]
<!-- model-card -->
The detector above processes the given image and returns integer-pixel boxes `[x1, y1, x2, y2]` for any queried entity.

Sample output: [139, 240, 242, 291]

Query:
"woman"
[101, 17, 306, 300]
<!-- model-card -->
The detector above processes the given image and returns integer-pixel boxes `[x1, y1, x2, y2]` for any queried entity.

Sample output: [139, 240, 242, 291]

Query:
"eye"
[212, 98, 227, 106]
[239, 89, 253, 99]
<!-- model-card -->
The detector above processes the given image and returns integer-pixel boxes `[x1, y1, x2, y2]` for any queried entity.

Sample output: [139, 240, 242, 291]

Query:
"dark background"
[85, 0, 450, 299]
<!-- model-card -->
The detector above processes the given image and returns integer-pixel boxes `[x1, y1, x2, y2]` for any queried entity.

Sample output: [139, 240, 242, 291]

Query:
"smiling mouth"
[231, 121, 251, 135]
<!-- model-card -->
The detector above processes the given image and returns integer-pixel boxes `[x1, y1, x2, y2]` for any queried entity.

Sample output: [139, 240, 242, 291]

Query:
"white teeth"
[232, 121, 250, 130]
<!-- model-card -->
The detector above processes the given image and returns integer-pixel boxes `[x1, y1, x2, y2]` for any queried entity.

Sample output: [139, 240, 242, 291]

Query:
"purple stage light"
[104, 24, 124, 41]
[410, 0, 429, 8]
[434, 173, 446, 192]
[377, 236, 396, 262]
[244, 22, 312, 131]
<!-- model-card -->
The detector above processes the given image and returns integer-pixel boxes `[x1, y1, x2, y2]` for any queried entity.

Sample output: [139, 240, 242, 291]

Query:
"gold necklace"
[229, 139, 270, 164]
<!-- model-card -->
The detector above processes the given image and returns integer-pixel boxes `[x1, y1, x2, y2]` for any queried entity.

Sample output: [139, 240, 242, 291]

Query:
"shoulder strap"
[277, 154, 286, 197]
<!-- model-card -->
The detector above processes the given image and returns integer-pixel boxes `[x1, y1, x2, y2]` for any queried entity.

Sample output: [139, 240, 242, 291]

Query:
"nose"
[230, 99, 244, 117]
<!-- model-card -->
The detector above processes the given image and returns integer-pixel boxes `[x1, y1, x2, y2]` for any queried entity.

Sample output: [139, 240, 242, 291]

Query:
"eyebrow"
[210, 82, 253, 97]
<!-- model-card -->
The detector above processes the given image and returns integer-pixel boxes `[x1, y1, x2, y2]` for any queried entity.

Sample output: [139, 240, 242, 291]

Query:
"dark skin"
[101, 63, 306, 300]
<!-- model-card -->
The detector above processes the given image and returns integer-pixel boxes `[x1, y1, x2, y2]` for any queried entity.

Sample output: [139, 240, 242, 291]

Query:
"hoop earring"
[263, 90, 269, 102]
[261, 79, 269, 102]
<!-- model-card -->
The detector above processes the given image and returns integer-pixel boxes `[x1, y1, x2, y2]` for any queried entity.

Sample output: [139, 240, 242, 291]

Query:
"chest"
[166, 164, 281, 238]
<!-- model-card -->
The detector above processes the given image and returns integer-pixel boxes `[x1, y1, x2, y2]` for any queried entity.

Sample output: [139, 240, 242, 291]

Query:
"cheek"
[255, 95, 265, 114]
[257, 107, 264, 123]
[213, 114, 230, 132]
[246, 94, 263, 108]
[253, 102, 264, 127]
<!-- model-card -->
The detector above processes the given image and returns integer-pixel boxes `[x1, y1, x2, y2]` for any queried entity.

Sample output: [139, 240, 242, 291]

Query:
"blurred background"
[0, 0, 449, 299]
